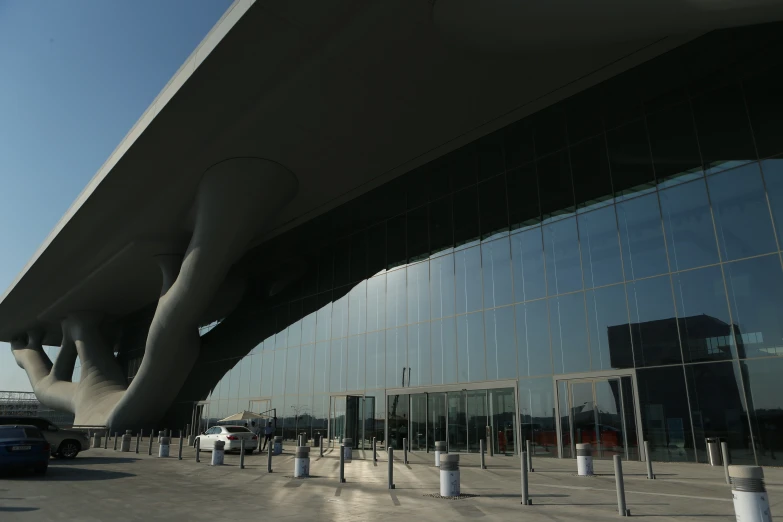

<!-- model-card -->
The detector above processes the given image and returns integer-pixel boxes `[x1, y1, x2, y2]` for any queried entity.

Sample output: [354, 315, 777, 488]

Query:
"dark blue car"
[0, 425, 50, 475]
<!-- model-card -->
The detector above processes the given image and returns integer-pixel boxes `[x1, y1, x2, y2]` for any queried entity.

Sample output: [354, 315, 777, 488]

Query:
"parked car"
[0, 416, 90, 459]
[0, 425, 51, 475]
[195, 425, 257, 453]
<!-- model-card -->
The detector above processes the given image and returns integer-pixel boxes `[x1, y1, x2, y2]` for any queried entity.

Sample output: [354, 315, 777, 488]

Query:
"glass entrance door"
[330, 395, 373, 449]
[558, 376, 640, 460]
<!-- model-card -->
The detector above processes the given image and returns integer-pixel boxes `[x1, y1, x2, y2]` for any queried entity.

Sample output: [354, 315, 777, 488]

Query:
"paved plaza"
[1, 440, 781, 521]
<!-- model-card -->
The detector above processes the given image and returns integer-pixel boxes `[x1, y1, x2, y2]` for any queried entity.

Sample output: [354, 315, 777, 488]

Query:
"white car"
[195, 426, 257, 453]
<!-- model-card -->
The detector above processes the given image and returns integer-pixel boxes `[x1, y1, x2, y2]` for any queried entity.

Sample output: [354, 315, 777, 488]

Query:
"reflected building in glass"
[184, 23, 783, 465]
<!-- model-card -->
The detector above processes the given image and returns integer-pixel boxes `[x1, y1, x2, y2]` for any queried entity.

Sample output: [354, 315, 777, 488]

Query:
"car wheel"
[33, 464, 48, 475]
[58, 440, 81, 459]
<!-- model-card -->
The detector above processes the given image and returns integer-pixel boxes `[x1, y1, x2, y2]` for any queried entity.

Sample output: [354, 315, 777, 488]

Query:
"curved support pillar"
[10, 330, 76, 414]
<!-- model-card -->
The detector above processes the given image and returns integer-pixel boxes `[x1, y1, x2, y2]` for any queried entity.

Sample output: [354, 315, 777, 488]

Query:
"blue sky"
[0, 0, 233, 391]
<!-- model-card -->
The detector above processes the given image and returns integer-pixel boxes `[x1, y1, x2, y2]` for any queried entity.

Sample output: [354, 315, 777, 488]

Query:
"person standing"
[261, 420, 274, 452]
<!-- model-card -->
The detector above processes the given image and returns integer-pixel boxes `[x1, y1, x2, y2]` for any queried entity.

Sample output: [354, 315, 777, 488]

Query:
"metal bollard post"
[526, 440, 534, 472]
[339, 442, 346, 483]
[113, 432, 118, 451]
[135, 432, 140, 454]
[729, 465, 772, 521]
[721, 442, 731, 485]
[521, 451, 531, 505]
[613, 454, 630, 517]
[195, 437, 200, 463]
[240, 439, 245, 469]
[178, 431, 184, 460]
[104, 430, 108, 449]
[373, 437, 377, 462]
[158, 437, 170, 458]
[403, 438, 408, 465]
[480, 439, 486, 469]
[148, 432, 153, 456]
[267, 441, 273, 473]
[319, 436, 324, 458]
[644, 440, 655, 479]
[294, 446, 310, 478]
[388, 447, 395, 489]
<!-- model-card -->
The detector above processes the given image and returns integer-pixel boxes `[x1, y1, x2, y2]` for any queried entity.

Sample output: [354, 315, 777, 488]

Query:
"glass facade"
[192, 23, 783, 465]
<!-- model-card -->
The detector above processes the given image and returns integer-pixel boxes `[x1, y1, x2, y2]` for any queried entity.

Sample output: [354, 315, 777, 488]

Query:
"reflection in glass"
[637, 366, 694, 462]
[484, 306, 517, 380]
[331, 294, 348, 340]
[585, 284, 632, 370]
[367, 274, 386, 332]
[579, 205, 623, 289]
[330, 338, 347, 393]
[430, 254, 456, 319]
[455, 246, 483, 314]
[348, 282, 367, 336]
[428, 393, 447, 451]
[724, 254, 783, 359]
[482, 238, 513, 308]
[647, 101, 703, 187]
[315, 299, 332, 342]
[408, 323, 431, 387]
[313, 342, 330, 394]
[299, 344, 314, 396]
[659, 180, 719, 271]
[260, 351, 274, 397]
[285, 347, 299, 395]
[516, 300, 552, 377]
[431, 317, 458, 385]
[762, 158, 783, 246]
[708, 163, 777, 261]
[616, 192, 668, 280]
[386, 268, 406, 329]
[511, 228, 546, 302]
[347, 335, 365, 391]
[626, 275, 681, 367]
[685, 362, 753, 464]
[607, 119, 655, 198]
[549, 292, 590, 374]
[272, 351, 286, 396]
[407, 261, 430, 324]
[742, 358, 783, 466]
[519, 377, 557, 458]
[671, 266, 734, 362]
[365, 331, 385, 389]
[544, 217, 583, 296]
[386, 327, 407, 389]
[457, 312, 486, 383]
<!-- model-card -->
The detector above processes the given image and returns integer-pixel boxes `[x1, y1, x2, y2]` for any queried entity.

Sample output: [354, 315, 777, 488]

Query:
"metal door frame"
[385, 379, 520, 455]
[327, 393, 368, 449]
[553, 369, 644, 461]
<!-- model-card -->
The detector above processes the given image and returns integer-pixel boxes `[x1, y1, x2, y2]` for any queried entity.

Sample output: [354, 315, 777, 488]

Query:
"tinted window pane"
[549, 292, 590, 374]
[708, 163, 777, 260]
[507, 165, 541, 229]
[430, 195, 454, 255]
[407, 205, 429, 261]
[742, 358, 783, 466]
[346, 335, 365, 392]
[453, 186, 480, 248]
[366, 331, 385, 389]
[330, 339, 347, 392]
[407, 261, 430, 324]
[387, 215, 406, 269]
[430, 254, 456, 319]
[660, 180, 719, 271]
[626, 275, 681, 367]
[299, 344, 314, 396]
[318, 248, 333, 292]
[518, 378, 557, 455]
[724, 254, 783, 359]
[586, 284, 632, 370]
[543, 217, 582, 295]
[386, 268, 406, 328]
[745, 65, 783, 159]
[538, 150, 575, 219]
[616, 192, 668, 280]
[479, 175, 509, 238]
[516, 300, 552, 377]
[535, 105, 568, 156]
[685, 362, 752, 464]
[457, 312, 486, 382]
[273, 351, 286, 396]
[367, 274, 386, 332]
[334, 239, 350, 288]
[579, 206, 623, 288]
[348, 281, 366, 336]
[477, 131, 505, 180]
[313, 342, 330, 394]
[570, 135, 613, 211]
[408, 323, 431, 387]
[482, 238, 513, 308]
[691, 84, 756, 174]
[432, 317, 458, 385]
[285, 347, 299, 394]
[315, 296, 332, 342]
[607, 119, 655, 198]
[504, 118, 535, 169]
[762, 158, 783, 246]
[566, 86, 604, 144]
[331, 293, 348, 339]
[367, 222, 386, 276]
[386, 327, 407, 388]
[637, 366, 694, 462]
[350, 231, 367, 283]
[485, 306, 518, 380]
[260, 351, 274, 397]
[647, 102, 703, 187]
[511, 228, 546, 302]
[455, 246, 483, 314]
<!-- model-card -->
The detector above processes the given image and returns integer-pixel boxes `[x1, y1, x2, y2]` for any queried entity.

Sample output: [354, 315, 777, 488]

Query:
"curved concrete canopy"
[2, 0, 783, 347]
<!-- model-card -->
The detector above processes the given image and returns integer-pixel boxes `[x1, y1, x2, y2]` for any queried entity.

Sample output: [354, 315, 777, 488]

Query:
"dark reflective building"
[190, 23, 783, 465]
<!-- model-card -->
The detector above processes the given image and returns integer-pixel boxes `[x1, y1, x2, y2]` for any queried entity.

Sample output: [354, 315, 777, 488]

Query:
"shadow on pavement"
[0, 507, 39, 513]
[16, 467, 135, 481]
[50, 457, 140, 466]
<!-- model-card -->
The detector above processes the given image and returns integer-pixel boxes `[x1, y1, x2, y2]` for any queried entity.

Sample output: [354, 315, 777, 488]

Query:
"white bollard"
[158, 436, 170, 458]
[577, 443, 594, 476]
[211, 440, 225, 466]
[273, 436, 283, 456]
[92, 434, 102, 449]
[729, 465, 772, 522]
[440, 454, 460, 497]
[343, 438, 353, 462]
[435, 441, 447, 467]
[120, 430, 132, 452]
[294, 446, 310, 478]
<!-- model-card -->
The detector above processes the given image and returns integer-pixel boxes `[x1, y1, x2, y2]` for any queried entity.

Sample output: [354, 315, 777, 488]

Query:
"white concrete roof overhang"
[2, 0, 783, 345]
